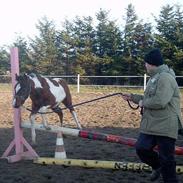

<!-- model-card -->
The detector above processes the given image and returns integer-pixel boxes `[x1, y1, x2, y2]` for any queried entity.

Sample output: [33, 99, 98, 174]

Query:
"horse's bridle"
[14, 76, 32, 102]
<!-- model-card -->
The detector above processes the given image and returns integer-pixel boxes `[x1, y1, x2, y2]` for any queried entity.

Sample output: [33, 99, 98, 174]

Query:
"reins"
[22, 92, 140, 114]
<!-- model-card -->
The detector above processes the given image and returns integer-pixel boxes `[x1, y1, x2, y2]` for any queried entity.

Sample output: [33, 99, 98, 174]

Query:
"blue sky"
[0, 0, 182, 46]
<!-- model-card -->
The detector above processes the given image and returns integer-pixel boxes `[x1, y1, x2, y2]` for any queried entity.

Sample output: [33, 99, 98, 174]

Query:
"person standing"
[122, 48, 183, 182]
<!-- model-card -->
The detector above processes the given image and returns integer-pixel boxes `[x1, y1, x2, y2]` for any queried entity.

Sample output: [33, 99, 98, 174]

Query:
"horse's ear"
[23, 73, 28, 78]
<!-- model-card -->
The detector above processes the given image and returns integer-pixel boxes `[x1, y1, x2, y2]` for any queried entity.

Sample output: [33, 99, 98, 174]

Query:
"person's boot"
[150, 168, 161, 181]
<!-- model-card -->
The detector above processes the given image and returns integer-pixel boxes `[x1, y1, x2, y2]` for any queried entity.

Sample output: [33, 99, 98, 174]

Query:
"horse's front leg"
[30, 113, 36, 144]
[40, 114, 51, 130]
[71, 110, 82, 129]
[39, 106, 50, 130]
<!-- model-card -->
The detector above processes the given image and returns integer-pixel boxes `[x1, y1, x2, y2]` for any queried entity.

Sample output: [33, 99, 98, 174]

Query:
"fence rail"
[0, 74, 183, 93]
[46, 74, 183, 92]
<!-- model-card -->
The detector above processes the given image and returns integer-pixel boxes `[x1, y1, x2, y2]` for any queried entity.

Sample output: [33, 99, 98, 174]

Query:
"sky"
[0, 0, 182, 46]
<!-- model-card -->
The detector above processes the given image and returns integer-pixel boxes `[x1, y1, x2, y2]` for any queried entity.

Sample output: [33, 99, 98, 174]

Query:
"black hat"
[144, 48, 163, 66]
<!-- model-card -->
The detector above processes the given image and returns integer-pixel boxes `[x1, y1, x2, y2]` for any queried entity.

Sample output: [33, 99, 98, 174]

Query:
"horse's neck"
[29, 76, 45, 96]
[29, 74, 43, 90]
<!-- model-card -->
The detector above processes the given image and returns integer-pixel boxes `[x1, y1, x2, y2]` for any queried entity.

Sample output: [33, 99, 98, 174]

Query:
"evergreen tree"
[132, 22, 154, 74]
[155, 4, 183, 75]
[56, 19, 77, 75]
[156, 5, 175, 41]
[1, 4, 182, 79]
[30, 16, 58, 74]
[95, 9, 122, 78]
[173, 4, 183, 75]
[122, 4, 138, 76]
[154, 4, 175, 65]
[13, 36, 33, 73]
[72, 16, 97, 76]
[0, 47, 9, 74]
[120, 3, 154, 86]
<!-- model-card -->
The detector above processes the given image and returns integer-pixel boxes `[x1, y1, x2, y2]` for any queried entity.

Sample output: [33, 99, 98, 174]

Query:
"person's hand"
[122, 93, 132, 101]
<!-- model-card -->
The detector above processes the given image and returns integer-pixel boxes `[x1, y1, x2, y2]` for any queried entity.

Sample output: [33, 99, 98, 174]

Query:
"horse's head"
[13, 73, 31, 108]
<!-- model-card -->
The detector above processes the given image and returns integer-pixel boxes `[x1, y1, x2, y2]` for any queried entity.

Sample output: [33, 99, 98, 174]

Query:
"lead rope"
[22, 92, 141, 114]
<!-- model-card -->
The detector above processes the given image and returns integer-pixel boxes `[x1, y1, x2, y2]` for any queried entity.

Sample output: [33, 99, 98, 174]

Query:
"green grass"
[69, 85, 144, 94]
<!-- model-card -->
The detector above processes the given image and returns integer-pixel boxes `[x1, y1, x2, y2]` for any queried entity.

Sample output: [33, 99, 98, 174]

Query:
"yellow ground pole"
[34, 158, 183, 174]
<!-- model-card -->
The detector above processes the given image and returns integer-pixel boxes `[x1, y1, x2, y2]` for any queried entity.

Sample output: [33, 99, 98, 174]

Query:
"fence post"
[77, 74, 80, 93]
[144, 74, 147, 91]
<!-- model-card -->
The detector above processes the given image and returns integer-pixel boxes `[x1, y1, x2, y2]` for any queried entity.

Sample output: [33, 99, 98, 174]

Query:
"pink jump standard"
[1, 47, 38, 163]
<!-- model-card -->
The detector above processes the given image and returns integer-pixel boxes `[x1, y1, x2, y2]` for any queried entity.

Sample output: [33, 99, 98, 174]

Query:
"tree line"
[0, 3, 183, 84]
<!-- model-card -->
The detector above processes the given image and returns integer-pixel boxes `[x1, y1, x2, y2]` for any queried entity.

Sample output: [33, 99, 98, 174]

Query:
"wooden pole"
[21, 122, 183, 156]
[34, 158, 183, 174]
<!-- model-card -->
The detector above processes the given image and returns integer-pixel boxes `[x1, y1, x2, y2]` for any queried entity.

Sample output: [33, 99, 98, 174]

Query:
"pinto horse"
[13, 73, 82, 144]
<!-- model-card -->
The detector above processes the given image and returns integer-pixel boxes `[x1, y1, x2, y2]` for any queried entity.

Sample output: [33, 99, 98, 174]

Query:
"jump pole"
[21, 122, 183, 156]
[1, 47, 38, 162]
[34, 158, 183, 174]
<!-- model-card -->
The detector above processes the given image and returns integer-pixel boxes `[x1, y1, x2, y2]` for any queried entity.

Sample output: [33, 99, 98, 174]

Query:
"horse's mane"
[28, 73, 42, 78]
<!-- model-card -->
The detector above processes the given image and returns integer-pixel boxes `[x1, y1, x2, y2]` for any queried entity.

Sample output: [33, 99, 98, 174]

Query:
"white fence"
[76, 74, 148, 93]
[1, 74, 183, 93]
[47, 74, 183, 93]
